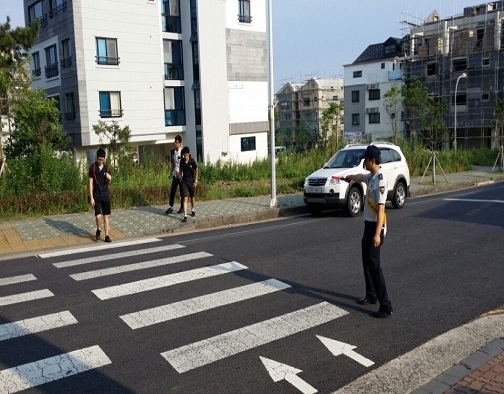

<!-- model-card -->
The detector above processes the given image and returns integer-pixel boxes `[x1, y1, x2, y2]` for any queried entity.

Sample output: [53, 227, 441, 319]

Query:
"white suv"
[303, 142, 410, 216]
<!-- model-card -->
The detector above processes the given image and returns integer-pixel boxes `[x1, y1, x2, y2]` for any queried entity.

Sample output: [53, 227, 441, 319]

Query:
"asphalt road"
[0, 183, 503, 393]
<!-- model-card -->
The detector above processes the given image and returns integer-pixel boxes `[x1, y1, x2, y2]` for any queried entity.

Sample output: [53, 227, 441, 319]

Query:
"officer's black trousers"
[361, 221, 392, 312]
[168, 177, 182, 207]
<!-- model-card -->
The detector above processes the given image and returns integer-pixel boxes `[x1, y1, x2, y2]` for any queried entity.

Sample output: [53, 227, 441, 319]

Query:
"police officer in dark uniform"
[345, 145, 393, 318]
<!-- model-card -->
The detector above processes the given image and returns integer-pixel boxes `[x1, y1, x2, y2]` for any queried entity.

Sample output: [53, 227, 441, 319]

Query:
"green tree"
[402, 76, 429, 142]
[93, 120, 135, 168]
[1, 17, 39, 173]
[6, 89, 70, 159]
[321, 102, 343, 151]
[421, 97, 448, 152]
[383, 85, 402, 143]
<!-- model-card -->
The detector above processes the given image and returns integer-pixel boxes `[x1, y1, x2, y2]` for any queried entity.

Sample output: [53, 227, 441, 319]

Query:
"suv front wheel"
[346, 186, 362, 217]
[391, 181, 407, 209]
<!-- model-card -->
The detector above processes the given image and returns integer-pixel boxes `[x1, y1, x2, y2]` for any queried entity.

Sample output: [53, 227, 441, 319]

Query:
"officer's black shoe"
[371, 309, 393, 318]
[165, 207, 173, 214]
[177, 207, 184, 214]
[356, 297, 377, 305]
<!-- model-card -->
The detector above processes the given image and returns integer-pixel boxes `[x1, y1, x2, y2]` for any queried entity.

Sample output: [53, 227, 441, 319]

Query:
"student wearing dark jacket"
[178, 146, 198, 223]
[88, 148, 112, 242]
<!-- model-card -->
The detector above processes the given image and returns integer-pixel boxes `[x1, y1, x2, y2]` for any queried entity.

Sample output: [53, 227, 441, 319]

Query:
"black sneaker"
[177, 207, 184, 214]
[95, 229, 101, 241]
[182, 216, 187, 223]
[191, 211, 195, 217]
[165, 207, 173, 214]
[104, 235, 112, 243]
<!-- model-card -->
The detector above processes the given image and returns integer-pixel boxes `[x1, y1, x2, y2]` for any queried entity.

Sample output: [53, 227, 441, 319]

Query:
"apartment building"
[24, 0, 269, 164]
[343, 37, 405, 142]
[275, 77, 344, 146]
[404, 2, 504, 149]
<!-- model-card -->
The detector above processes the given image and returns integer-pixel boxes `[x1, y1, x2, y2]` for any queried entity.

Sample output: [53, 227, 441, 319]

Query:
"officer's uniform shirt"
[363, 169, 388, 222]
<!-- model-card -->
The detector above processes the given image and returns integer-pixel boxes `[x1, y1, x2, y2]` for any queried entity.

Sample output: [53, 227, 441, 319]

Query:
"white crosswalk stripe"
[120, 278, 291, 329]
[37, 237, 162, 258]
[0, 289, 54, 306]
[92, 261, 248, 300]
[0, 311, 78, 341]
[0, 274, 37, 287]
[0, 345, 112, 393]
[161, 302, 349, 373]
[53, 243, 185, 268]
[70, 251, 212, 281]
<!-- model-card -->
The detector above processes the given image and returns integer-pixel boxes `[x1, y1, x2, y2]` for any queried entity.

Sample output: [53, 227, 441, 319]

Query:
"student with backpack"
[178, 146, 198, 223]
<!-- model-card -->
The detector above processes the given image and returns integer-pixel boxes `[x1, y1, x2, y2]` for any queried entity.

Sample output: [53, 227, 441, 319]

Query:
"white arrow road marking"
[53, 244, 185, 268]
[0, 345, 111, 393]
[70, 251, 212, 281]
[0, 274, 37, 287]
[317, 336, 374, 367]
[93, 261, 248, 300]
[0, 311, 78, 341]
[37, 237, 162, 258]
[260, 357, 317, 394]
[120, 278, 290, 329]
[161, 302, 348, 373]
[0, 289, 54, 306]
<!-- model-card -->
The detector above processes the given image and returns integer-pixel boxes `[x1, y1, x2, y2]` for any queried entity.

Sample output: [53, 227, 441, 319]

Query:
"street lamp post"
[267, 0, 276, 207]
[453, 72, 467, 153]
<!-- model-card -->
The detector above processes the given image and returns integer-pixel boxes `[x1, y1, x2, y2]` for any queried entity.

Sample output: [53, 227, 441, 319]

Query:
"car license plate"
[308, 187, 322, 193]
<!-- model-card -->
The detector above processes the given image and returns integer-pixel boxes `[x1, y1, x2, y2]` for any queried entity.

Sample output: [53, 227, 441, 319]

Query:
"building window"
[351, 90, 360, 103]
[482, 58, 490, 67]
[452, 58, 467, 72]
[353, 70, 362, 78]
[369, 113, 380, 124]
[45, 44, 59, 78]
[303, 98, 310, 106]
[238, 0, 252, 23]
[96, 38, 119, 65]
[32, 52, 41, 77]
[482, 93, 490, 101]
[368, 89, 380, 101]
[241, 136, 256, 152]
[454, 93, 467, 106]
[164, 87, 185, 126]
[352, 113, 360, 126]
[65, 92, 76, 120]
[163, 40, 184, 80]
[162, 0, 181, 33]
[381, 63, 385, 69]
[194, 89, 201, 126]
[49, 0, 66, 18]
[99, 92, 122, 118]
[28, 1, 47, 27]
[427, 62, 438, 76]
[61, 38, 72, 68]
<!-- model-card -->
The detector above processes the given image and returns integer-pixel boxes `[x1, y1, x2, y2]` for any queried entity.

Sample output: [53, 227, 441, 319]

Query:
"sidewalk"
[1, 166, 503, 257]
[0, 166, 503, 393]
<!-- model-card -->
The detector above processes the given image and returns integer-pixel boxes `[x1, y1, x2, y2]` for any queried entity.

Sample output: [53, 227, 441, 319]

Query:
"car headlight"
[329, 176, 342, 185]
[304, 177, 309, 187]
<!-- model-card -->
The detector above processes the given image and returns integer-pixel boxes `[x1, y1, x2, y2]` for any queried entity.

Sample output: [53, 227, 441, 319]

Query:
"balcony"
[164, 63, 184, 80]
[99, 109, 123, 118]
[29, 15, 47, 28]
[49, 2, 67, 18]
[238, 14, 252, 23]
[64, 111, 76, 120]
[32, 68, 41, 77]
[165, 109, 185, 126]
[45, 63, 59, 78]
[60, 56, 72, 68]
[96, 56, 120, 66]
[162, 15, 181, 33]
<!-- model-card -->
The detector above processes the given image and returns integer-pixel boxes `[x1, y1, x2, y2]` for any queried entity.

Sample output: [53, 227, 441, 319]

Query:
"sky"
[1, 0, 480, 89]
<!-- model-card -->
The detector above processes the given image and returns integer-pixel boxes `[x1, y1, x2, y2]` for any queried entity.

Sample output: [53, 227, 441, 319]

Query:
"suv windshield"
[324, 148, 366, 169]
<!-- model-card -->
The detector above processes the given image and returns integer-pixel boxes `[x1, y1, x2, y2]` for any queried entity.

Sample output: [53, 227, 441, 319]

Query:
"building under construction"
[404, 1, 504, 149]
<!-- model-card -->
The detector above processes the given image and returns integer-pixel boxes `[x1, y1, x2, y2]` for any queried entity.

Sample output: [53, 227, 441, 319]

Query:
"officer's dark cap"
[364, 145, 381, 161]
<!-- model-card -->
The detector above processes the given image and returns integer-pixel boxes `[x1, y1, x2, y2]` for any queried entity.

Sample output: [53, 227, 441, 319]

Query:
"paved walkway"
[1, 165, 503, 393]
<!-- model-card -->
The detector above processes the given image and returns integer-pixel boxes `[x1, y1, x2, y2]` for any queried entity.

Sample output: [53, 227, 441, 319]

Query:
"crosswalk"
[0, 238, 350, 392]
